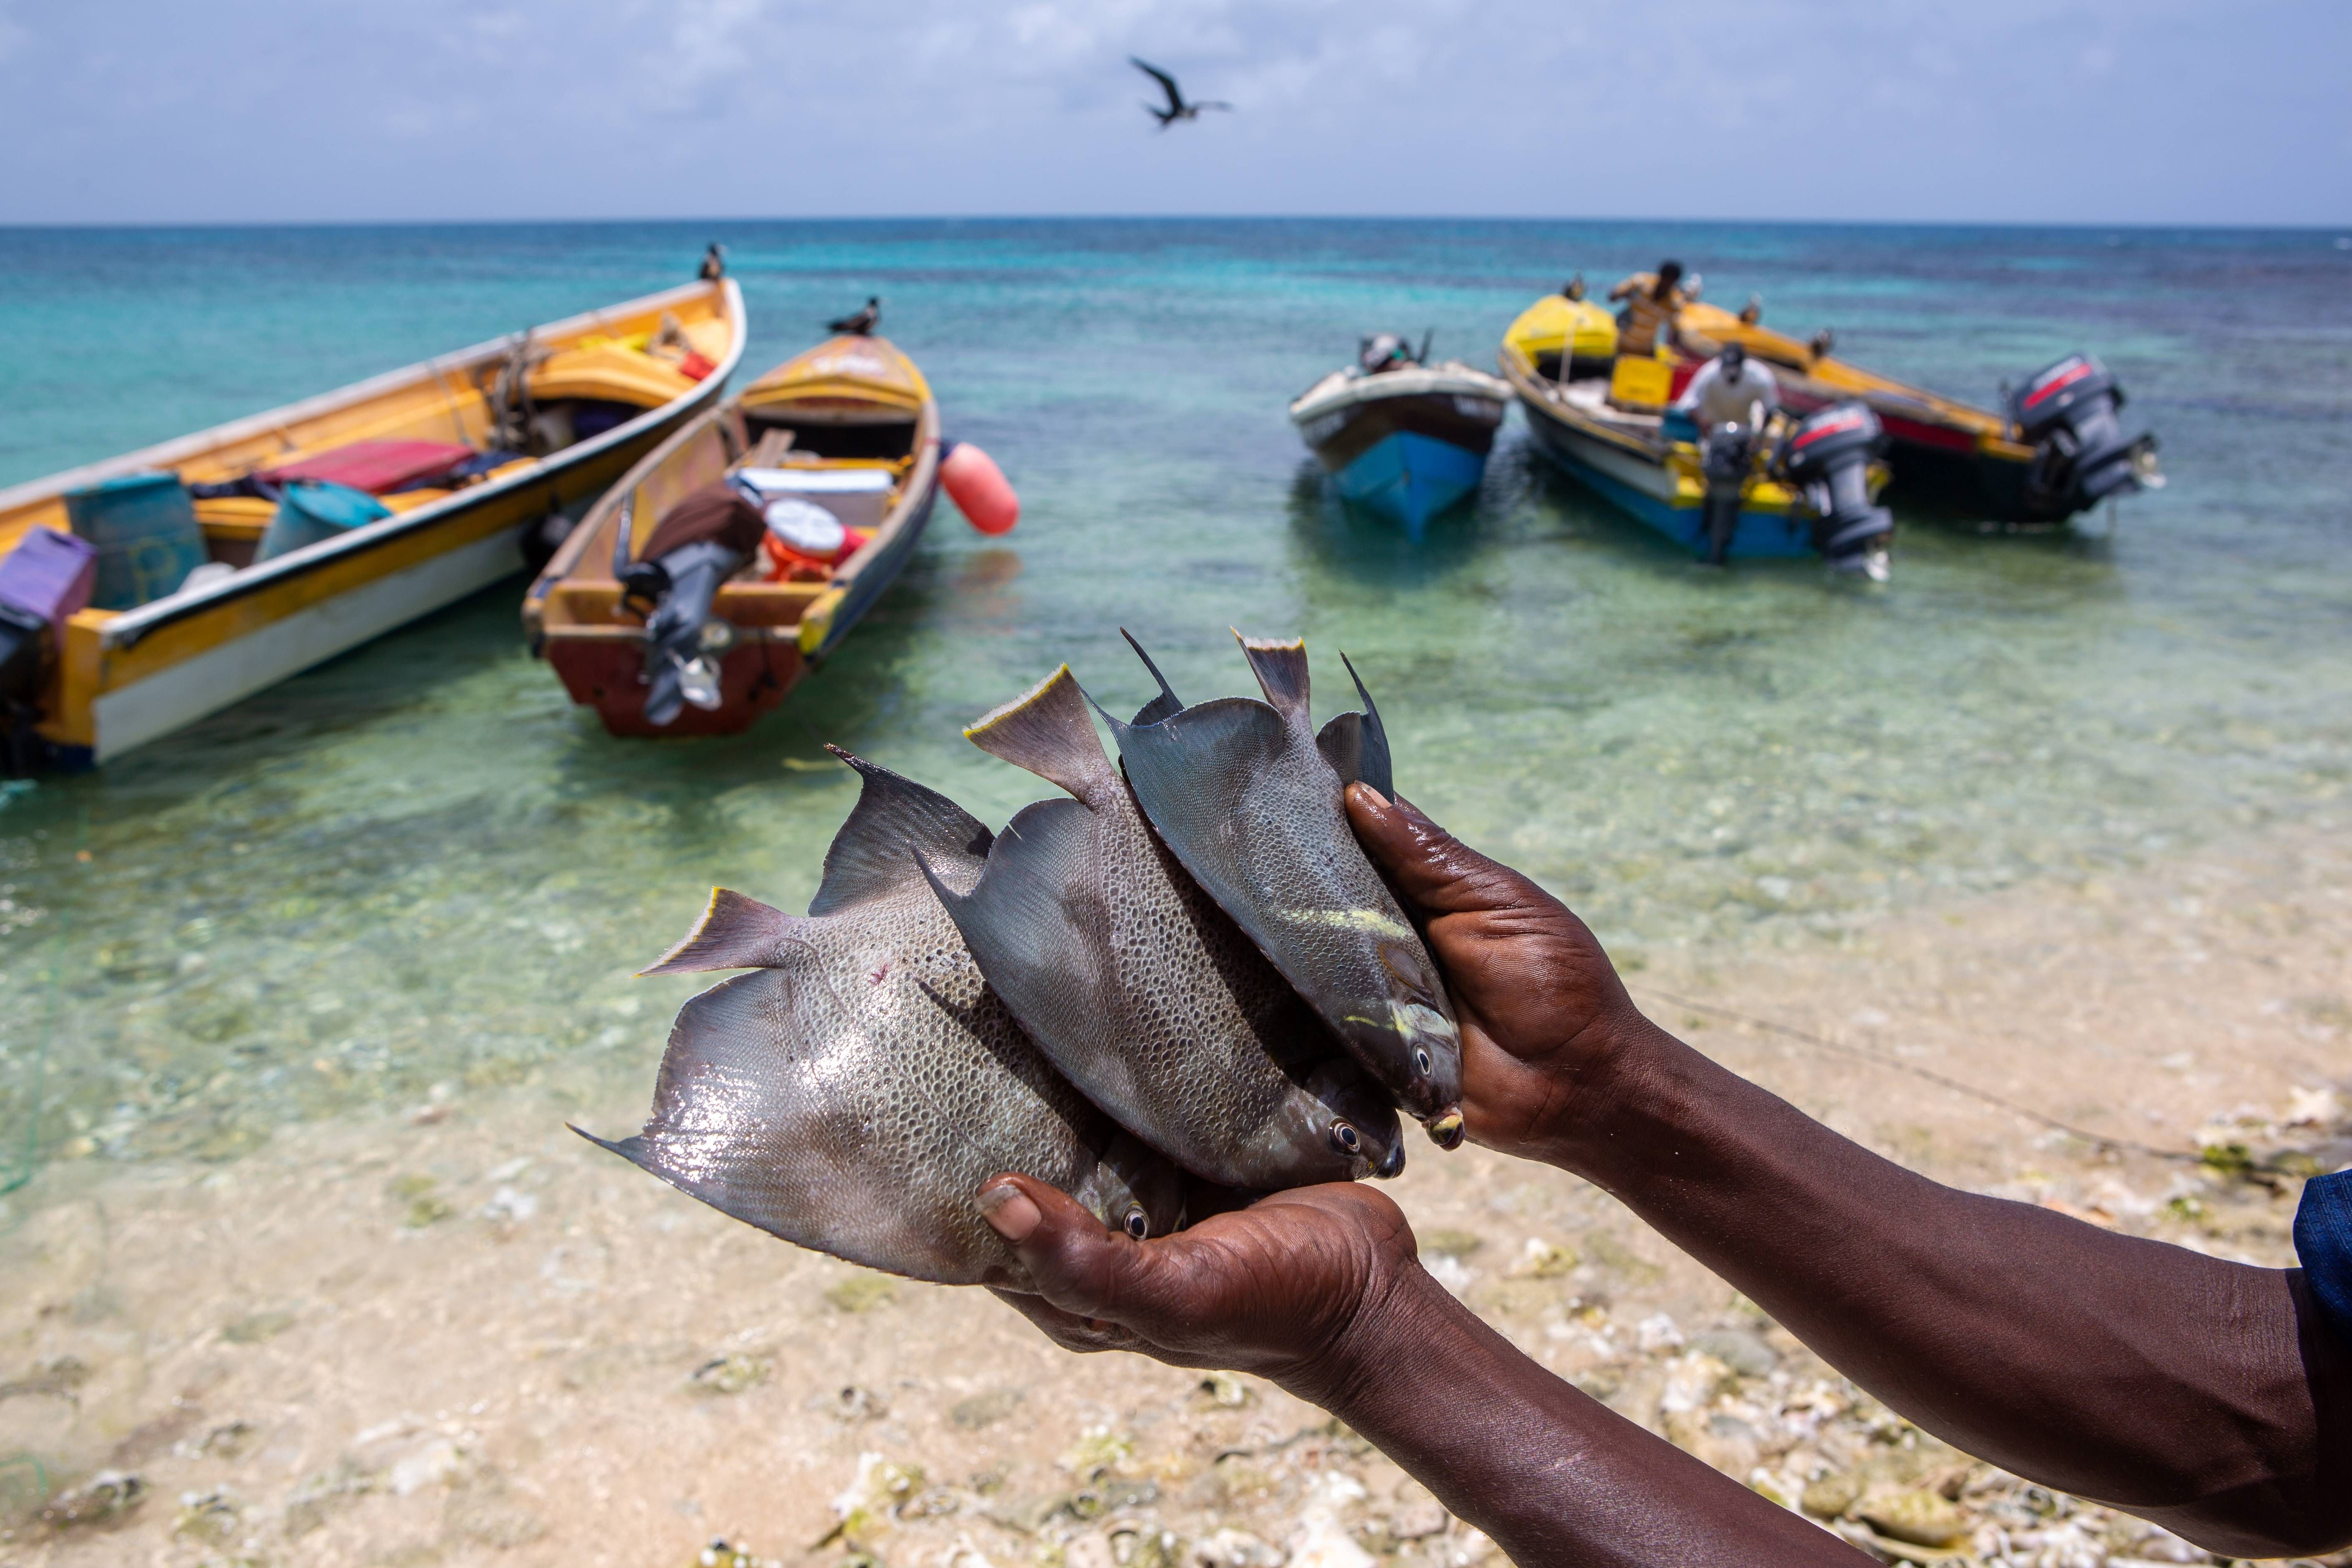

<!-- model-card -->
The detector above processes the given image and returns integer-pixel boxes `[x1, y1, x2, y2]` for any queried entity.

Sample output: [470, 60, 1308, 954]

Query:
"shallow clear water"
[1, 219, 2347, 1173]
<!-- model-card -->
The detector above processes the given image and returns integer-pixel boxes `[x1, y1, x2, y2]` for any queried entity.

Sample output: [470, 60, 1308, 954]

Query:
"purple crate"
[0, 527, 99, 635]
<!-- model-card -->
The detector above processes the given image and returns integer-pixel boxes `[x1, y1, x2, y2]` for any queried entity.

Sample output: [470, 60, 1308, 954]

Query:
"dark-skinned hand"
[977, 1172, 1424, 1399]
[1344, 781, 1652, 1165]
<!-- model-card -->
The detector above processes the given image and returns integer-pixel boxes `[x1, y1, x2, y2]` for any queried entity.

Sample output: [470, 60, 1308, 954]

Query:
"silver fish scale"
[603, 874, 1172, 1291]
[1087, 782, 1387, 1184]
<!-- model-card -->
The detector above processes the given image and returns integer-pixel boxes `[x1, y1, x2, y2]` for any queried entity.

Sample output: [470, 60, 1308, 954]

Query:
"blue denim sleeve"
[2295, 1171, 2352, 1342]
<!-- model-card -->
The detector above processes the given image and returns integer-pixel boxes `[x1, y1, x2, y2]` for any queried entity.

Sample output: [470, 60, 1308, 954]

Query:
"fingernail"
[976, 1183, 1042, 1243]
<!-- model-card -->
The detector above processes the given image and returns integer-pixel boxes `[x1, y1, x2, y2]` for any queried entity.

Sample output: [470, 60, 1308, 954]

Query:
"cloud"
[0, 0, 2342, 224]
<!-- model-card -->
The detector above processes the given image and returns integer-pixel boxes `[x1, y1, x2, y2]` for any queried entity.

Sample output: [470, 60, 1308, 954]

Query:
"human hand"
[1346, 784, 1659, 1167]
[976, 1174, 1434, 1399]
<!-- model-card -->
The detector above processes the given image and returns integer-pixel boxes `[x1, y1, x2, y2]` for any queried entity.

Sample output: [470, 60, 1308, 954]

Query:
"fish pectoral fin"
[1121, 629, 1186, 726]
[812, 747, 995, 914]
[641, 887, 801, 974]
[929, 797, 1108, 1020]
[1232, 630, 1311, 724]
[964, 666, 1120, 808]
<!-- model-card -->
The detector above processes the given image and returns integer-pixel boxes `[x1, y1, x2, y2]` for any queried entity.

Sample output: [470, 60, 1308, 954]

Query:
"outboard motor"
[2007, 354, 2161, 520]
[1358, 333, 1412, 375]
[1777, 401, 1893, 580]
[1698, 421, 1756, 566]
[621, 543, 742, 727]
[613, 480, 764, 727]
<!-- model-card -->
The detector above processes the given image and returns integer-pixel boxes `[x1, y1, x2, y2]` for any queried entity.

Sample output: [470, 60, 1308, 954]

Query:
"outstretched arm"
[1346, 786, 2352, 1559]
[978, 1178, 1870, 1568]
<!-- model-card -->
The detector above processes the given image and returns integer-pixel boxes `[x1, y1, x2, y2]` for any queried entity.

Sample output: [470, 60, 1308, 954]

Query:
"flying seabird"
[1129, 57, 1230, 128]
[827, 297, 881, 336]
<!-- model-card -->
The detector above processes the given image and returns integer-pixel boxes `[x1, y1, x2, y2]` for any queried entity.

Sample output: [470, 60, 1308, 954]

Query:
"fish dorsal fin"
[811, 747, 995, 915]
[1314, 651, 1395, 800]
[641, 887, 803, 975]
[1122, 629, 1186, 726]
[1233, 631, 1310, 725]
[964, 666, 1119, 810]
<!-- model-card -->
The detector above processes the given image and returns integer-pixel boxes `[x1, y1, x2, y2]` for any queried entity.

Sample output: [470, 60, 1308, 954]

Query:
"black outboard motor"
[1699, 421, 1756, 566]
[2007, 353, 2160, 520]
[0, 601, 48, 776]
[623, 542, 743, 727]
[1777, 402, 1894, 579]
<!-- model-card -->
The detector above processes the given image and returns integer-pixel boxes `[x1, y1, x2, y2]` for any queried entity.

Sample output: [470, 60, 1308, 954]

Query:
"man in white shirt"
[1675, 341, 1778, 432]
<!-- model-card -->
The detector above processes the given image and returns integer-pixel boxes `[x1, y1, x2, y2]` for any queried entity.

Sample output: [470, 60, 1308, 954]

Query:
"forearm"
[1289, 1269, 1868, 1568]
[1553, 1016, 2347, 1552]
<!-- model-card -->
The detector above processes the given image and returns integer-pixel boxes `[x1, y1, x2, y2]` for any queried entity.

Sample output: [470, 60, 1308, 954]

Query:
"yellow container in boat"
[1502, 294, 1618, 364]
[1608, 356, 1674, 410]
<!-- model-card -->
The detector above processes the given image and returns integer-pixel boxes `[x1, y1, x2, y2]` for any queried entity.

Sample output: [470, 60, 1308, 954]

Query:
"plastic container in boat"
[65, 472, 208, 609]
[258, 480, 392, 562]
[0, 527, 98, 634]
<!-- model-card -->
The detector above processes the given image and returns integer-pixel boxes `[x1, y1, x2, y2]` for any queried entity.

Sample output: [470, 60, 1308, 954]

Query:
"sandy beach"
[4, 810, 2344, 1568]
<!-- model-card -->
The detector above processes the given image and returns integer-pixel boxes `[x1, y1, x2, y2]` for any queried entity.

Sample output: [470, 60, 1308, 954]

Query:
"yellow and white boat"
[0, 276, 745, 767]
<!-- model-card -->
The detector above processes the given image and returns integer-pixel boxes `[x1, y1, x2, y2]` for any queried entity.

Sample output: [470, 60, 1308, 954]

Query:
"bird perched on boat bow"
[827, 297, 881, 336]
[1130, 58, 1230, 127]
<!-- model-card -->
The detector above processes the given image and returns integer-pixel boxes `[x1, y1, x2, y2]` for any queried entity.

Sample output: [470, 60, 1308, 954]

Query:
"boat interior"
[531, 336, 935, 644]
[0, 285, 737, 603]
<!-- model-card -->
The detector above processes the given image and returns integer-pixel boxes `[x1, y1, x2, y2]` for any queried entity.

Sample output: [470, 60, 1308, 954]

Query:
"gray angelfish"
[922, 663, 1404, 1192]
[1102, 632, 1464, 1144]
[573, 748, 1184, 1289]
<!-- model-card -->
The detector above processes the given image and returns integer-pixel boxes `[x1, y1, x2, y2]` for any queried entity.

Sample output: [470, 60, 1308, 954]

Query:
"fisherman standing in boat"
[1675, 339, 1779, 433]
[1609, 259, 1697, 356]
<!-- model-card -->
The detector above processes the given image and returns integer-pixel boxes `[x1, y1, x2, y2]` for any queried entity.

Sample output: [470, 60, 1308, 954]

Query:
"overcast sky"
[2, 0, 2343, 227]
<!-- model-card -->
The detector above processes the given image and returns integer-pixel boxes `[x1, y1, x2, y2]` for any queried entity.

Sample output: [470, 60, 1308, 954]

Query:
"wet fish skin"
[925, 664, 1403, 1191]
[574, 749, 1185, 1289]
[1102, 634, 1464, 1134]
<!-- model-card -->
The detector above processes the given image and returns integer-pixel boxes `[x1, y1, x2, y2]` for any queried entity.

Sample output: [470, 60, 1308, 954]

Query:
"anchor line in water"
[1629, 984, 2218, 1170]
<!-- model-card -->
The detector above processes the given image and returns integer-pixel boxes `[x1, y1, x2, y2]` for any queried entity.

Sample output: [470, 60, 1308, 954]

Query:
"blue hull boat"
[1290, 357, 1510, 539]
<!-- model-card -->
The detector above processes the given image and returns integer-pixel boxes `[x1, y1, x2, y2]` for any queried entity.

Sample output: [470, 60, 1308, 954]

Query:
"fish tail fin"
[812, 747, 996, 914]
[1120, 629, 1185, 726]
[1314, 651, 1395, 800]
[1232, 630, 1311, 723]
[922, 796, 1105, 1026]
[965, 666, 1120, 809]
[640, 887, 800, 975]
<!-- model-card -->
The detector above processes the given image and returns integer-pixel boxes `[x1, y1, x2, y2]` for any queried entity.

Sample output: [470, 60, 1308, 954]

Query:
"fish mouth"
[1374, 1139, 1407, 1178]
[1425, 1107, 1465, 1150]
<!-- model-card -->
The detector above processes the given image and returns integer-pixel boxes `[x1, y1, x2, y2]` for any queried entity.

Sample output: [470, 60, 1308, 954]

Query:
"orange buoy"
[941, 441, 1019, 535]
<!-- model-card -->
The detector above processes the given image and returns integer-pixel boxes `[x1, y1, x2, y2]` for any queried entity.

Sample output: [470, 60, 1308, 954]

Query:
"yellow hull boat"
[0, 277, 745, 767]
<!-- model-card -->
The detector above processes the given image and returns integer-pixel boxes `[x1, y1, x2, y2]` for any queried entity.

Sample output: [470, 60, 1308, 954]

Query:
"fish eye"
[1122, 1206, 1149, 1240]
[1331, 1121, 1362, 1154]
[1414, 1048, 1433, 1077]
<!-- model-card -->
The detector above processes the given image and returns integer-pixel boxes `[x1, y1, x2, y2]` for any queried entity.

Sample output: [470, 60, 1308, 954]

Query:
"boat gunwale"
[1288, 362, 1513, 424]
[13, 278, 744, 649]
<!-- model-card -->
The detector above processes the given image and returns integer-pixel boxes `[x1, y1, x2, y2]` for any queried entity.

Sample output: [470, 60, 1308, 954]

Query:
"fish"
[573, 748, 1186, 1289]
[1101, 632, 1465, 1143]
[922, 662, 1404, 1191]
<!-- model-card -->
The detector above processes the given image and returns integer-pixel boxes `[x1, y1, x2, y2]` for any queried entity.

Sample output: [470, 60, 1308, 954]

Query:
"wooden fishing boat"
[523, 333, 940, 738]
[1668, 299, 2161, 525]
[1499, 298, 1893, 578]
[1288, 336, 1509, 536]
[0, 277, 745, 768]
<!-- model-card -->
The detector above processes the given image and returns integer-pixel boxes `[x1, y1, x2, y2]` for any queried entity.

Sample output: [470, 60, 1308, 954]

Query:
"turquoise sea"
[0, 219, 2347, 1178]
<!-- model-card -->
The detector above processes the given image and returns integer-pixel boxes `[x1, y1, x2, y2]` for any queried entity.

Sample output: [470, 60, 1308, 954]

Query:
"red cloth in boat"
[760, 525, 872, 581]
[260, 439, 475, 494]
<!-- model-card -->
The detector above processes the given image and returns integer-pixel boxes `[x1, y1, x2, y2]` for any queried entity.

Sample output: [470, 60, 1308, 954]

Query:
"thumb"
[1345, 783, 1532, 918]
[978, 1174, 1191, 1330]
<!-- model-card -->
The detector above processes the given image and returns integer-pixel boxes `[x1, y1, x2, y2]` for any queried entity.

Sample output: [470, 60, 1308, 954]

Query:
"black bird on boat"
[1130, 58, 1230, 127]
[828, 297, 881, 336]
